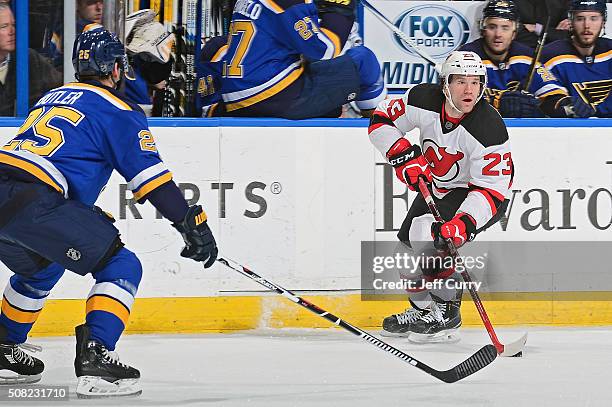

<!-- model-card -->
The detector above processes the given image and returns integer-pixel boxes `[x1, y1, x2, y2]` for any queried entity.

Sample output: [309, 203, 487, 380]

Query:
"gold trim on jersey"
[482, 55, 531, 70]
[60, 83, 133, 111]
[597, 49, 612, 61]
[0, 152, 65, 195]
[258, 0, 313, 14]
[259, 0, 284, 13]
[545, 54, 581, 69]
[82, 23, 103, 33]
[224, 65, 305, 112]
[321, 28, 342, 58]
[538, 88, 567, 98]
[132, 171, 173, 201]
[545, 50, 612, 70]
[206, 103, 219, 117]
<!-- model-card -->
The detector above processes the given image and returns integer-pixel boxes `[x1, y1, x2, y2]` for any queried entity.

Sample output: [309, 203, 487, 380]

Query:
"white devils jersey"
[368, 84, 513, 229]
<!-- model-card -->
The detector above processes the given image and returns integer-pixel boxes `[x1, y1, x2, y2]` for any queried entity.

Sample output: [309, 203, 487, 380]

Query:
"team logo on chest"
[422, 138, 464, 182]
[572, 79, 612, 109]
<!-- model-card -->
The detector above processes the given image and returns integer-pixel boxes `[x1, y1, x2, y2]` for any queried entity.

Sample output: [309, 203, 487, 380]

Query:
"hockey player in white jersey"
[368, 51, 513, 341]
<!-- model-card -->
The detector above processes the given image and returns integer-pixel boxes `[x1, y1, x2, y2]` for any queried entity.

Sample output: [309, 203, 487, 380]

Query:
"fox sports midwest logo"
[393, 5, 470, 59]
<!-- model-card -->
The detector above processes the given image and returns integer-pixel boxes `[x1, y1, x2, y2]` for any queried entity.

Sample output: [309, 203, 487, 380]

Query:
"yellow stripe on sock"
[86, 295, 130, 326]
[1, 300, 41, 324]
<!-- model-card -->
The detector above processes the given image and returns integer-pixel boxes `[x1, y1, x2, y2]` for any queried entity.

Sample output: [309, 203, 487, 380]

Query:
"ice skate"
[409, 295, 462, 344]
[381, 299, 426, 337]
[0, 342, 44, 384]
[74, 324, 141, 399]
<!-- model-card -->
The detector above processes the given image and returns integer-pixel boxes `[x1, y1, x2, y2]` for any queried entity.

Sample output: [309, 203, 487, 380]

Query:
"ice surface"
[1, 327, 611, 406]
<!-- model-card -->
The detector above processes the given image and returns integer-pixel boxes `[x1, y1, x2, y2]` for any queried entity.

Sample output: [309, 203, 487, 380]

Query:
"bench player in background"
[197, 0, 378, 117]
[124, 9, 175, 115]
[541, 0, 611, 118]
[196, 35, 227, 117]
[209, 0, 386, 118]
[461, 0, 591, 118]
[0, 28, 217, 397]
[368, 51, 513, 341]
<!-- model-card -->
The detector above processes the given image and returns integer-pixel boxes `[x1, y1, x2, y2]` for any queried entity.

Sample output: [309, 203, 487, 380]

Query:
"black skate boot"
[74, 324, 141, 398]
[381, 299, 426, 337]
[0, 342, 44, 384]
[409, 295, 462, 344]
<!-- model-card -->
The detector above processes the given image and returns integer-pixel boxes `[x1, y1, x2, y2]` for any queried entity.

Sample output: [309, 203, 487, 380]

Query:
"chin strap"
[442, 80, 486, 115]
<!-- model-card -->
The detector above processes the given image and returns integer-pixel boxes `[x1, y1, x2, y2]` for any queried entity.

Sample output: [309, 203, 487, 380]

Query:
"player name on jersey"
[36, 91, 84, 106]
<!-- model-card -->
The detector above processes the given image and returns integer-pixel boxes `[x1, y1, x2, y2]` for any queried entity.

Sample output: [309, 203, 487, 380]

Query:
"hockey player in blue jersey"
[460, 0, 590, 118]
[541, 0, 611, 118]
[196, 35, 227, 117]
[211, 0, 386, 118]
[0, 28, 217, 397]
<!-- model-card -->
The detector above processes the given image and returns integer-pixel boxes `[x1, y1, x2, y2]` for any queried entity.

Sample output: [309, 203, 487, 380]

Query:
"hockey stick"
[216, 257, 497, 383]
[417, 178, 527, 357]
[522, 16, 551, 92]
[360, 0, 442, 73]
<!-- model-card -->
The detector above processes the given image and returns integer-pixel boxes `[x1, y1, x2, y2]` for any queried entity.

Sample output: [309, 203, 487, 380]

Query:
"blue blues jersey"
[221, 0, 341, 113]
[541, 38, 612, 118]
[196, 36, 227, 117]
[461, 39, 568, 103]
[125, 60, 153, 105]
[0, 82, 172, 205]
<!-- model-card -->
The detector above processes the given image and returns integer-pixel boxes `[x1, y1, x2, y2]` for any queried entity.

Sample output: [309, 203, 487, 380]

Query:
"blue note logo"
[393, 5, 470, 59]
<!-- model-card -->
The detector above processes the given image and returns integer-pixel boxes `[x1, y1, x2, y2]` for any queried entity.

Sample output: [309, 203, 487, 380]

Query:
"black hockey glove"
[497, 91, 545, 118]
[172, 205, 218, 268]
[558, 96, 596, 118]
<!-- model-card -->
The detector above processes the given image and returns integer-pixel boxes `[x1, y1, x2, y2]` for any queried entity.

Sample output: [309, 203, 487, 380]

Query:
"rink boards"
[0, 117, 610, 335]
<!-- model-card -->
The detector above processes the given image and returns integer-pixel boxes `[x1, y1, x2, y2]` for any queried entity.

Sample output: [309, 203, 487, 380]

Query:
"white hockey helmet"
[440, 51, 487, 113]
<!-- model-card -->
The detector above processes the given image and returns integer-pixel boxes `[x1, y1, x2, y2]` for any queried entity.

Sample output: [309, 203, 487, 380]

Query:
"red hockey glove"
[431, 213, 477, 249]
[386, 139, 432, 191]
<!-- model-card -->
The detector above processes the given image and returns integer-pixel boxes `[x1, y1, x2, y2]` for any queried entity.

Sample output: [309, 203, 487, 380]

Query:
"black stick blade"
[437, 345, 498, 383]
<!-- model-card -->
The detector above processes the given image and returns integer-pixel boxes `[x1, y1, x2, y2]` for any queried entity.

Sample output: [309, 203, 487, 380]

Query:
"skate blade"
[0, 371, 41, 385]
[76, 376, 142, 399]
[380, 330, 411, 338]
[408, 329, 461, 344]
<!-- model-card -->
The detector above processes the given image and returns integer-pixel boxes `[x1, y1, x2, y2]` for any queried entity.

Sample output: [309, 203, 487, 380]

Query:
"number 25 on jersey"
[3, 106, 84, 157]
